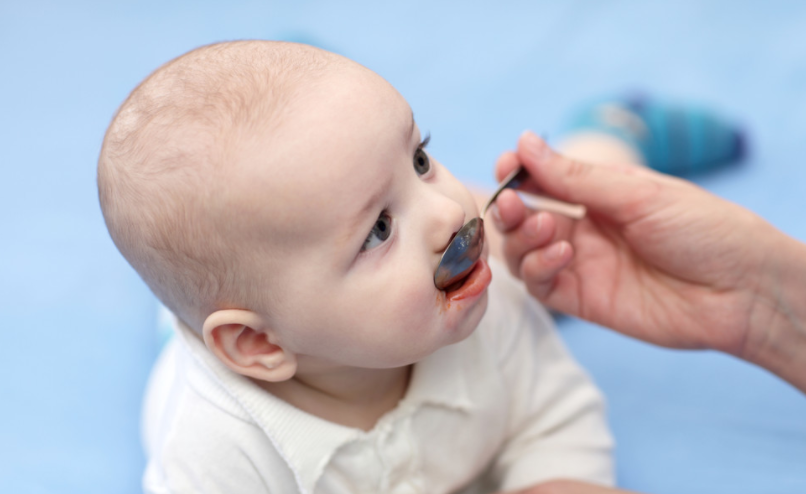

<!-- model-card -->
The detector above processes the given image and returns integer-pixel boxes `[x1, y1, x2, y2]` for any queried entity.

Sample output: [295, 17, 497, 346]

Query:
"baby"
[98, 41, 613, 494]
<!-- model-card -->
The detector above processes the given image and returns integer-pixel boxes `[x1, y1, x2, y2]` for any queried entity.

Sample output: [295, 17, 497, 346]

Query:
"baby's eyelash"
[419, 132, 431, 149]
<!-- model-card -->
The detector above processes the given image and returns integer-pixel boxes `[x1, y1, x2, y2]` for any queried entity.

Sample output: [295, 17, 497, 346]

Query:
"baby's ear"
[202, 309, 297, 382]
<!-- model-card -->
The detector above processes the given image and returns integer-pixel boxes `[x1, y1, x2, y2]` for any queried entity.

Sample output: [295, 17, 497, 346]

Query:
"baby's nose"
[431, 202, 466, 255]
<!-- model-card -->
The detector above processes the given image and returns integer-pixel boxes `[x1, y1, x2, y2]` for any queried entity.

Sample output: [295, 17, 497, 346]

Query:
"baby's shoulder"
[143, 341, 296, 491]
[145, 340, 261, 454]
[146, 406, 290, 492]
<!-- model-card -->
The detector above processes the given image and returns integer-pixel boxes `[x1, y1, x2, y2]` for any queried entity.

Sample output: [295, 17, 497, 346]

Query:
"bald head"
[98, 41, 348, 330]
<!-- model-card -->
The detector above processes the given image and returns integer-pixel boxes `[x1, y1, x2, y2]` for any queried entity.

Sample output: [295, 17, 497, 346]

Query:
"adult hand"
[491, 132, 806, 392]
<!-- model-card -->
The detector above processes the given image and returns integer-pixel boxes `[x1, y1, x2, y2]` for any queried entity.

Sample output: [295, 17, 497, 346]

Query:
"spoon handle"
[518, 192, 586, 219]
[481, 167, 528, 215]
[482, 165, 586, 219]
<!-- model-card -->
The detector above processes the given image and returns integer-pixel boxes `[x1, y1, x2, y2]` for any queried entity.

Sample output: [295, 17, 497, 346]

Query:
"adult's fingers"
[519, 240, 574, 302]
[516, 131, 664, 225]
[489, 187, 577, 279]
[497, 207, 559, 277]
[495, 149, 547, 196]
[494, 150, 520, 183]
[488, 189, 526, 233]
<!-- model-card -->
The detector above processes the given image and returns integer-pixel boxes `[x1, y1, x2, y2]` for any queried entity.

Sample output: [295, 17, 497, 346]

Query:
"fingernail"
[489, 203, 502, 226]
[523, 213, 542, 239]
[520, 130, 543, 157]
[544, 241, 566, 261]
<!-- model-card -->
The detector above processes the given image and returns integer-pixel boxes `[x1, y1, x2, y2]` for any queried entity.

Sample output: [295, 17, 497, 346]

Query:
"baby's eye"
[361, 212, 392, 251]
[413, 132, 432, 176]
[413, 147, 430, 176]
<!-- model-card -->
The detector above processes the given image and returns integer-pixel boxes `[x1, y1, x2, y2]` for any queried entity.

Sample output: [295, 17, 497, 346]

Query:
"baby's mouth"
[443, 258, 491, 302]
[444, 265, 474, 292]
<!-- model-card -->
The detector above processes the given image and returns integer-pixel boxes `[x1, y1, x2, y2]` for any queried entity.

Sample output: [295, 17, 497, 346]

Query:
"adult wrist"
[746, 228, 806, 393]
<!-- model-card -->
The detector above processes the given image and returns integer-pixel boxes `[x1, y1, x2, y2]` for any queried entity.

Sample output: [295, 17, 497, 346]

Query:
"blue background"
[1, 1, 805, 493]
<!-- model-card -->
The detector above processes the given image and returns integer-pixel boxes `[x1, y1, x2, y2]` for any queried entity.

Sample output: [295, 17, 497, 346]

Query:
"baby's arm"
[484, 264, 614, 491]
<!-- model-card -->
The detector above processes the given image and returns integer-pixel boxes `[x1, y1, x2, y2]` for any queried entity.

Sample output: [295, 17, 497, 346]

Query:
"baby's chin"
[443, 289, 490, 348]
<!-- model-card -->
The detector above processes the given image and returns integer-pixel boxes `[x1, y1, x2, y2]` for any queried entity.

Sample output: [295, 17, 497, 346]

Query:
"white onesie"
[141, 259, 614, 494]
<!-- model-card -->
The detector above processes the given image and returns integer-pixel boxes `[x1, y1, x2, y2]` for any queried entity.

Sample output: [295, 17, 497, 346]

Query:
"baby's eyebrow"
[408, 110, 416, 141]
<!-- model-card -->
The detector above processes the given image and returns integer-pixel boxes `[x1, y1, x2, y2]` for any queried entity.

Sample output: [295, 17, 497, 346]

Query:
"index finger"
[495, 150, 520, 183]
[494, 149, 547, 196]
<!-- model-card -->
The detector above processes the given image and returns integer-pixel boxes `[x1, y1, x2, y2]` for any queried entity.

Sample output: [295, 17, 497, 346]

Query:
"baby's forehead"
[234, 68, 410, 186]
[228, 142, 382, 244]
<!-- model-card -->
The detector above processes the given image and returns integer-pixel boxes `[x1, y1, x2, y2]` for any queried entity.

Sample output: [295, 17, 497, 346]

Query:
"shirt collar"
[174, 317, 472, 494]
[402, 338, 474, 412]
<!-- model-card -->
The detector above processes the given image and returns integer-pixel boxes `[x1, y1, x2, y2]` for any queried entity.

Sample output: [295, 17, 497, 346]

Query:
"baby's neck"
[258, 365, 412, 432]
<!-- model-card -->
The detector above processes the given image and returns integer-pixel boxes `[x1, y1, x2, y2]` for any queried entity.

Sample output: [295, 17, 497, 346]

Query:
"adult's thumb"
[517, 131, 660, 224]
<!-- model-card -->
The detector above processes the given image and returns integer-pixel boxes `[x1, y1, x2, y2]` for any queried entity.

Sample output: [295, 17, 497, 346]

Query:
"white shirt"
[142, 259, 614, 494]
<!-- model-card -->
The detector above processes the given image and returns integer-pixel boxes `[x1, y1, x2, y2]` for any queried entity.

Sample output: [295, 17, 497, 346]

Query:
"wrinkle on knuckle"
[621, 178, 663, 221]
[560, 158, 593, 194]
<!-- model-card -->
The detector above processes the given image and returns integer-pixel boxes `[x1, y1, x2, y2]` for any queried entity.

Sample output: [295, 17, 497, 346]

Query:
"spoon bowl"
[433, 217, 484, 290]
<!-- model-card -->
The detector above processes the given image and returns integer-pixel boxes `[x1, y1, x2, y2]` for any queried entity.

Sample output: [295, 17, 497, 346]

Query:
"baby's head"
[99, 41, 491, 382]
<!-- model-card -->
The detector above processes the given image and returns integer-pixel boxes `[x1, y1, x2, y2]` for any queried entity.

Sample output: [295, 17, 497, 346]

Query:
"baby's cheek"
[385, 281, 436, 331]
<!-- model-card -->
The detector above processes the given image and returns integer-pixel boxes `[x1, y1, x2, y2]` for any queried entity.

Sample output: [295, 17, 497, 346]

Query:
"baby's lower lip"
[445, 258, 492, 302]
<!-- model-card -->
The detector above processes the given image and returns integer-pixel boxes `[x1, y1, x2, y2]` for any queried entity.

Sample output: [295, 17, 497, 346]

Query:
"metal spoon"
[433, 167, 525, 289]
[433, 165, 586, 290]
[433, 217, 485, 290]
